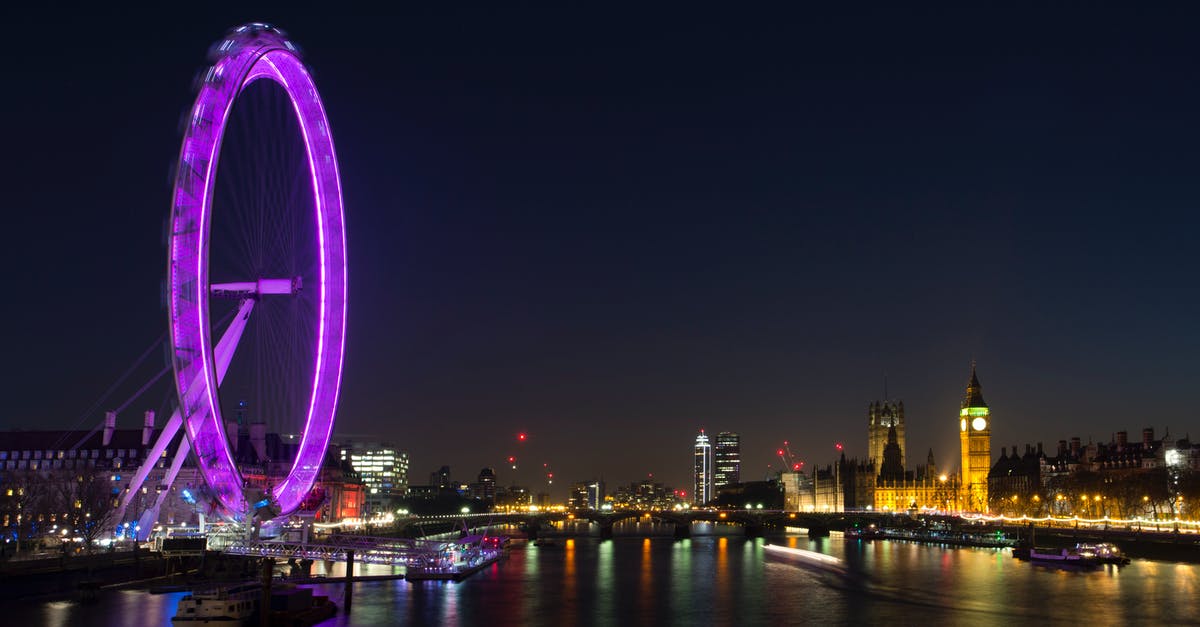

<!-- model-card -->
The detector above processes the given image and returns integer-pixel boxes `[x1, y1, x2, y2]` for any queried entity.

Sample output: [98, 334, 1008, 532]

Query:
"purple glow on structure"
[167, 25, 347, 519]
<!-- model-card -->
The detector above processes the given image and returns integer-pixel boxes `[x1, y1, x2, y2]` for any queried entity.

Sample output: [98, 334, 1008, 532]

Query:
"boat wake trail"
[763, 543, 1054, 623]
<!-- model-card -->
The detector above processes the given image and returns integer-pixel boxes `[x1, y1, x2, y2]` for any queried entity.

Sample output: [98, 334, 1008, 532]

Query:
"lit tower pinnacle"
[958, 363, 992, 513]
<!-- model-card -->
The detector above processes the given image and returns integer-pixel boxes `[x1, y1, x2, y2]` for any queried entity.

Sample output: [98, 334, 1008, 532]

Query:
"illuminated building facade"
[783, 383, 961, 513]
[693, 430, 713, 506]
[991, 428, 1200, 519]
[611, 479, 682, 510]
[587, 480, 605, 509]
[714, 432, 741, 491]
[0, 428, 203, 540]
[568, 480, 606, 510]
[0, 425, 366, 548]
[470, 467, 497, 502]
[338, 442, 408, 515]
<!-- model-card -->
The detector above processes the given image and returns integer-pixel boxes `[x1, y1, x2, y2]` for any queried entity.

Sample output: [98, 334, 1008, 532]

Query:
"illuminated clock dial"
[960, 418, 967, 431]
[972, 417, 987, 431]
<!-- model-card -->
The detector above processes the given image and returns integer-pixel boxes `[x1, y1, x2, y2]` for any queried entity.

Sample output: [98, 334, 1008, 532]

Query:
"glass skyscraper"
[693, 430, 713, 506]
[714, 431, 741, 491]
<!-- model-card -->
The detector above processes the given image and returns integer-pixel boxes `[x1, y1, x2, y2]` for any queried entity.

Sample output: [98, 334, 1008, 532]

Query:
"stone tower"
[958, 364, 992, 513]
[868, 400, 906, 472]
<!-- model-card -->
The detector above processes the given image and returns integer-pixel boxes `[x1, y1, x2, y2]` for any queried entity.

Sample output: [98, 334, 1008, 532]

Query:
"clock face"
[960, 418, 967, 432]
[972, 417, 988, 431]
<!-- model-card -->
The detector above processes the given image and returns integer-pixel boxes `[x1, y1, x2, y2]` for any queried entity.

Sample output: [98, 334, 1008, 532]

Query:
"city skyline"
[5, 6, 1200, 493]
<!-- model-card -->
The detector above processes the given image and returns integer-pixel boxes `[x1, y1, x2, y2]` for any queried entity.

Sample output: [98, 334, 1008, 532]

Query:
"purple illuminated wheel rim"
[167, 24, 346, 519]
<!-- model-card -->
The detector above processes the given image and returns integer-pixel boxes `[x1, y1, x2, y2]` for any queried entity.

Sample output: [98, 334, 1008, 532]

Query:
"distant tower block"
[868, 400, 905, 471]
[693, 430, 713, 506]
[714, 432, 741, 490]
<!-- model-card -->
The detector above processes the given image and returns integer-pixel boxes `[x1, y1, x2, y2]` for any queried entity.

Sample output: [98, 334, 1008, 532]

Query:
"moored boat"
[172, 581, 338, 626]
[1027, 546, 1101, 567]
[407, 534, 505, 581]
[171, 584, 259, 625]
[1075, 542, 1130, 565]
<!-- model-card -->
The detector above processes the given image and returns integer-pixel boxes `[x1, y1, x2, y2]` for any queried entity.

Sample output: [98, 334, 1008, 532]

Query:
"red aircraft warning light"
[518, 433, 527, 442]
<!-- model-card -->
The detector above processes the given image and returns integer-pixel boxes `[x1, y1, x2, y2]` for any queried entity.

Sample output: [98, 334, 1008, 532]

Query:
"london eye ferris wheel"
[165, 23, 347, 522]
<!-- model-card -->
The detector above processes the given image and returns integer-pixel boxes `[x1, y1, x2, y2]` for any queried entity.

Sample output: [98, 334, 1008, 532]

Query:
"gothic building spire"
[879, 425, 905, 482]
[962, 363, 987, 409]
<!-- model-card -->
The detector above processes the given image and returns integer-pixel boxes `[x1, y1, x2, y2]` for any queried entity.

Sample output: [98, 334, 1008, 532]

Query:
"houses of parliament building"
[784, 366, 992, 513]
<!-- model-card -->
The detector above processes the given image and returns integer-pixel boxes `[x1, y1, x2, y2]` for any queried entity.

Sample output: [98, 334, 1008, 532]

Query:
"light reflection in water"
[639, 538, 653, 623]
[13, 536, 1200, 625]
[562, 538, 576, 624]
[596, 538, 614, 621]
[439, 577, 460, 624]
[669, 536, 696, 621]
[716, 537, 730, 617]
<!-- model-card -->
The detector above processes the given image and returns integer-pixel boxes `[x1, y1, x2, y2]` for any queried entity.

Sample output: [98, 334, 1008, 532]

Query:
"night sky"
[4, 5, 1200, 497]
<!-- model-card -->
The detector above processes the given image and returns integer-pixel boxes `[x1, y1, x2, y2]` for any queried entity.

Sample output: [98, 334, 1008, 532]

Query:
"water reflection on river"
[15, 529, 1200, 626]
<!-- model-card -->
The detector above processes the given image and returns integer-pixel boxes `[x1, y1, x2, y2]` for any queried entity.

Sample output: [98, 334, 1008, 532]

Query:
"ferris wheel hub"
[210, 277, 304, 299]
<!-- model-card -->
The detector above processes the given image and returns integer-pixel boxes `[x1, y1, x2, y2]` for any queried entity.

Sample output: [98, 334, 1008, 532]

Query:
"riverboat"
[1075, 542, 1130, 565]
[171, 584, 259, 625]
[1026, 546, 1101, 567]
[407, 534, 504, 582]
[171, 582, 337, 626]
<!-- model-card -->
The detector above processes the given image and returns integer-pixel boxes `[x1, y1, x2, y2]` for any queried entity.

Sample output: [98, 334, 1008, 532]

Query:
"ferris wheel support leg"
[210, 298, 256, 380]
[136, 436, 192, 542]
[115, 411, 182, 524]
[118, 298, 255, 526]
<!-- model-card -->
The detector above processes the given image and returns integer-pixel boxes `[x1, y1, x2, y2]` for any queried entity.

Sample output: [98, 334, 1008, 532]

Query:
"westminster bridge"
[380, 510, 1200, 559]
[393, 510, 902, 539]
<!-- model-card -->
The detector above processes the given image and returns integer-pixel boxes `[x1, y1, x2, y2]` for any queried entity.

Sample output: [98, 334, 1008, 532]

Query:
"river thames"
[18, 527, 1200, 626]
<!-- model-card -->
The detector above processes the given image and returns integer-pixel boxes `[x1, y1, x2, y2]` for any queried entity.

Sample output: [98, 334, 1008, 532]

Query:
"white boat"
[171, 584, 259, 625]
[1075, 542, 1130, 565]
[406, 534, 505, 581]
[1028, 547, 1100, 566]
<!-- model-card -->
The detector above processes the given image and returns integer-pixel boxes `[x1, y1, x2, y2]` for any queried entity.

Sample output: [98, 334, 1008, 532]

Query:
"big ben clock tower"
[958, 364, 991, 513]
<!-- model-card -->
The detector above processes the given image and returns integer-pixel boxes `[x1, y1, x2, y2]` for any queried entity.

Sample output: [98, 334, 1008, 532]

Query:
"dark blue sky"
[3, 5, 1200, 495]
